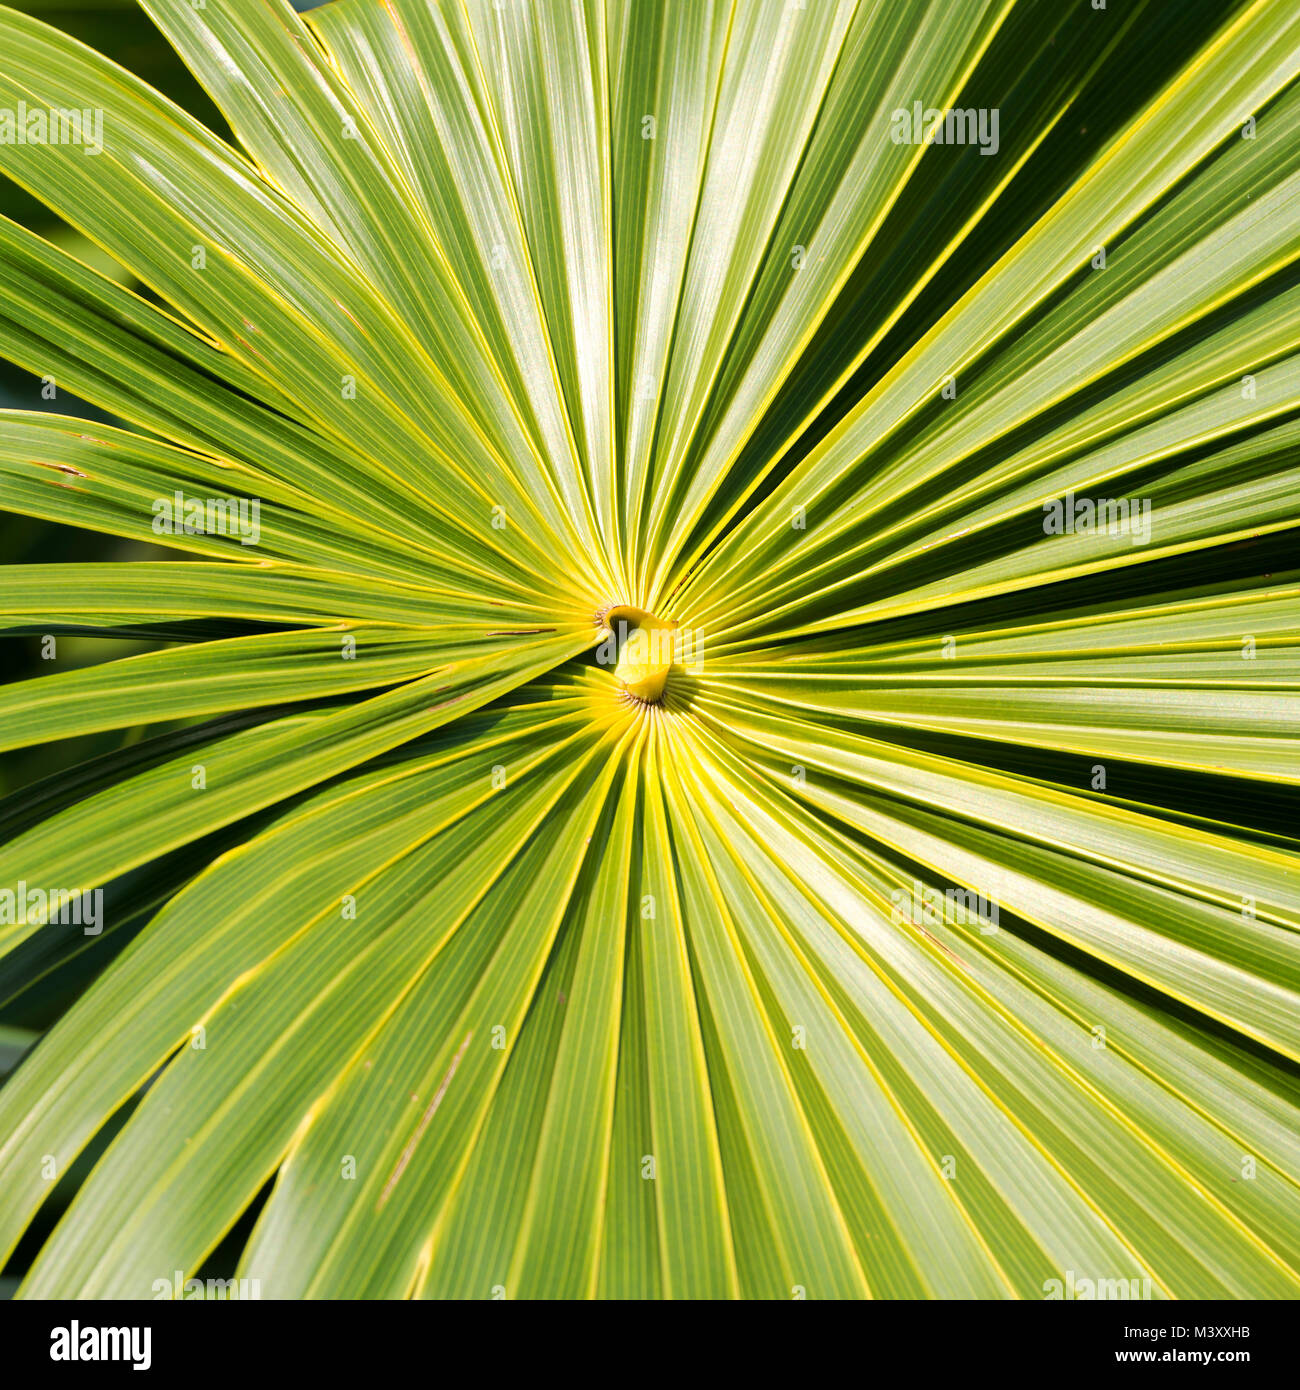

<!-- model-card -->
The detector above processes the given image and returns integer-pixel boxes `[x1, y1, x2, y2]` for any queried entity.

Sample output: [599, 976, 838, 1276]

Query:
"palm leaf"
[0, 0, 1297, 1300]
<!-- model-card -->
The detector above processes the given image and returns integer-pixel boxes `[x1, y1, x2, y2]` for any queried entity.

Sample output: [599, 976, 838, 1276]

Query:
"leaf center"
[596, 604, 679, 705]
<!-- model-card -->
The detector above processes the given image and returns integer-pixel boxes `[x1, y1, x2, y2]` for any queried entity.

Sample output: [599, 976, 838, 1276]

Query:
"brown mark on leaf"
[332, 298, 364, 331]
[916, 924, 966, 970]
[378, 1030, 472, 1209]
